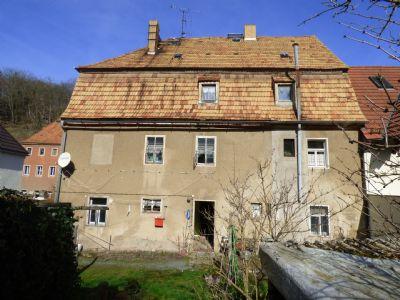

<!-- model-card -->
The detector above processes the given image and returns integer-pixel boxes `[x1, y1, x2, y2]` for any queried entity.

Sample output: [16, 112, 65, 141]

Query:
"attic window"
[369, 76, 394, 89]
[199, 82, 219, 103]
[275, 83, 293, 103]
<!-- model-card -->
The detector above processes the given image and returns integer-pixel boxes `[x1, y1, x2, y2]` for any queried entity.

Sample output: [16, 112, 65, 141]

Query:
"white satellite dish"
[58, 152, 71, 168]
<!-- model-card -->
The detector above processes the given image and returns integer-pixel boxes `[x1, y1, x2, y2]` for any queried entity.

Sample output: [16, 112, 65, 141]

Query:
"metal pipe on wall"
[293, 43, 302, 203]
[55, 120, 67, 203]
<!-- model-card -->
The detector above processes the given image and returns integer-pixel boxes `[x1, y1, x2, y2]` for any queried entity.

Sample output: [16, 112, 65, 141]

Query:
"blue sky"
[0, 0, 397, 82]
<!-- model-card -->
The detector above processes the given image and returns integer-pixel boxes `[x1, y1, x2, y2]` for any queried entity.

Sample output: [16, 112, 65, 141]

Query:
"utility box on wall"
[155, 217, 164, 228]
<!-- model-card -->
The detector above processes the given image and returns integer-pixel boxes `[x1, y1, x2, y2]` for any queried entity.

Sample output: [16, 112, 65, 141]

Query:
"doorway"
[194, 201, 215, 248]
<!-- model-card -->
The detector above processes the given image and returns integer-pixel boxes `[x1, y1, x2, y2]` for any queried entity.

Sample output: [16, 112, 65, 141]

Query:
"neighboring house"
[349, 66, 400, 237]
[0, 125, 27, 190]
[21, 122, 62, 200]
[59, 21, 366, 251]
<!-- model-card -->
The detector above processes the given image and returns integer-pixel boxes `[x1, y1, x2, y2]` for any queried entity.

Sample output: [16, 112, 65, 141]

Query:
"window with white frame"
[36, 165, 43, 177]
[26, 147, 32, 155]
[49, 166, 56, 177]
[88, 197, 107, 226]
[276, 83, 293, 102]
[251, 203, 262, 218]
[310, 206, 329, 236]
[23, 165, 30, 176]
[145, 136, 164, 164]
[39, 147, 45, 156]
[142, 199, 161, 213]
[307, 139, 328, 168]
[51, 148, 58, 156]
[196, 137, 216, 165]
[200, 82, 218, 103]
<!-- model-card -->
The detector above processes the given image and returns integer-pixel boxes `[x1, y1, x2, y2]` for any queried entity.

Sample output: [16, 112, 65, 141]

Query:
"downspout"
[55, 120, 67, 203]
[293, 43, 302, 203]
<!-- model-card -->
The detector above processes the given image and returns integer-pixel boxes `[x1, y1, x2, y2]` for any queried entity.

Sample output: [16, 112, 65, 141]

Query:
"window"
[51, 148, 58, 156]
[88, 197, 107, 226]
[36, 165, 43, 177]
[307, 139, 328, 168]
[251, 203, 262, 218]
[284, 139, 295, 157]
[23, 165, 30, 176]
[196, 137, 216, 166]
[310, 206, 329, 236]
[369, 76, 394, 89]
[26, 147, 32, 155]
[142, 199, 161, 213]
[39, 148, 45, 156]
[276, 83, 293, 102]
[49, 166, 56, 177]
[145, 136, 164, 164]
[200, 82, 218, 103]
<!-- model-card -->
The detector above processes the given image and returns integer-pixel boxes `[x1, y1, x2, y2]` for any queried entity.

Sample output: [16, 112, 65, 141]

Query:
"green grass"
[79, 263, 211, 299]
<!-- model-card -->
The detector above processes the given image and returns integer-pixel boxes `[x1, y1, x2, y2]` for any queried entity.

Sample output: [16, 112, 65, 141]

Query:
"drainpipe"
[293, 43, 302, 203]
[55, 120, 67, 203]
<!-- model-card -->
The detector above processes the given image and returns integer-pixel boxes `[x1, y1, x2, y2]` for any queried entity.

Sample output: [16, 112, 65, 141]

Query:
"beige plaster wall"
[60, 128, 363, 251]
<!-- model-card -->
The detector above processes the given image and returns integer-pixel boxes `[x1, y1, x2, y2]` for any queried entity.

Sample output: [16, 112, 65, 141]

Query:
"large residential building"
[349, 66, 400, 237]
[59, 21, 366, 252]
[0, 125, 27, 190]
[21, 122, 62, 200]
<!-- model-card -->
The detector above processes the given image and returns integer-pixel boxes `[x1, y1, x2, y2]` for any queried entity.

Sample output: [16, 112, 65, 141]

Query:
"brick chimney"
[147, 20, 160, 55]
[244, 24, 256, 41]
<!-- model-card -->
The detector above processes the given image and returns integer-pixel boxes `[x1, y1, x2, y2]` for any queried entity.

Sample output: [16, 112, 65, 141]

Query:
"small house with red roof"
[21, 122, 62, 200]
[349, 66, 400, 237]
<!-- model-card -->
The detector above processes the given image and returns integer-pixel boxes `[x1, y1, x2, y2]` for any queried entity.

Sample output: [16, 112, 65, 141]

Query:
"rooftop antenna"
[170, 5, 198, 38]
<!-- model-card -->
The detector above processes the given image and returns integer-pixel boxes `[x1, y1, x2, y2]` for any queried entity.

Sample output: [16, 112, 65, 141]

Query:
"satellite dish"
[58, 152, 71, 168]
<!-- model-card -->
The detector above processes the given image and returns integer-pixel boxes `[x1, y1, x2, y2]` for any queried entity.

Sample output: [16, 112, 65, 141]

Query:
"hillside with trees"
[0, 69, 74, 140]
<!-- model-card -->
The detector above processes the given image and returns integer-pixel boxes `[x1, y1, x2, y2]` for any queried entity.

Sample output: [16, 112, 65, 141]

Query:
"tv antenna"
[170, 5, 198, 38]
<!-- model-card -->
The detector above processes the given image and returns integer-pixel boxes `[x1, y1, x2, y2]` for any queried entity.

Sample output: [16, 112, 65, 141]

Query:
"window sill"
[86, 224, 106, 227]
[308, 166, 329, 170]
[275, 101, 293, 106]
[195, 163, 216, 168]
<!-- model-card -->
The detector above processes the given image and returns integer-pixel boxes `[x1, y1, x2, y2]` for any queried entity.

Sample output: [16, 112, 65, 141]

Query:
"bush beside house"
[0, 189, 78, 299]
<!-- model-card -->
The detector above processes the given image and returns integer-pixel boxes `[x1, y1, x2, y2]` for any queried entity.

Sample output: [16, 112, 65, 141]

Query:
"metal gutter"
[293, 43, 303, 203]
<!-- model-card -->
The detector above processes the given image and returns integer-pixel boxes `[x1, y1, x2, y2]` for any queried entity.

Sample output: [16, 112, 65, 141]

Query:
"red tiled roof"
[78, 36, 347, 70]
[0, 125, 27, 156]
[23, 122, 62, 145]
[348, 66, 400, 140]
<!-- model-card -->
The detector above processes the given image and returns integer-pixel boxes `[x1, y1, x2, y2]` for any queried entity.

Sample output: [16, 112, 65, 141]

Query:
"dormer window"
[275, 83, 293, 103]
[369, 76, 394, 89]
[199, 82, 219, 103]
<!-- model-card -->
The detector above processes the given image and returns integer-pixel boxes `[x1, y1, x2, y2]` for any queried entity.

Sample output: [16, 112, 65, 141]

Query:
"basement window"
[284, 139, 295, 157]
[142, 199, 161, 213]
[369, 76, 394, 89]
[196, 137, 216, 166]
[145, 136, 164, 164]
[307, 139, 328, 168]
[275, 83, 293, 103]
[310, 206, 329, 236]
[251, 203, 262, 218]
[88, 197, 107, 226]
[199, 82, 219, 103]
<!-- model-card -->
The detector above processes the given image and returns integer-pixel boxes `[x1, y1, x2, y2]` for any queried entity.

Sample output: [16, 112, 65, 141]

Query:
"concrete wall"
[0, 152, 24, 190]
[60, 128, 363, 251]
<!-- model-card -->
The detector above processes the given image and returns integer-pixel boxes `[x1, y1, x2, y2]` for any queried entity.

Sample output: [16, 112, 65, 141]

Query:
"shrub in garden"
[0, 189, 79, 299]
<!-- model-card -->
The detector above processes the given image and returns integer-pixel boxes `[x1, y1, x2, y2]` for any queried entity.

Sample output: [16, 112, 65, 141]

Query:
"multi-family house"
[21, 122, 62, 200]
[0, 124, 27, 190]
[58, 21, 366, 251]
[349, 66, 400, 237]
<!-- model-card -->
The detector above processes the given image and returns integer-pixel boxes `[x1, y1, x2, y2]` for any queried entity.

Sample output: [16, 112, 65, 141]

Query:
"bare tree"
[302, 0, 400, 62]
